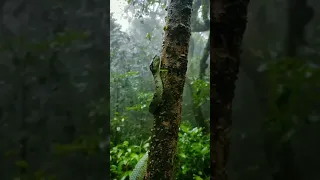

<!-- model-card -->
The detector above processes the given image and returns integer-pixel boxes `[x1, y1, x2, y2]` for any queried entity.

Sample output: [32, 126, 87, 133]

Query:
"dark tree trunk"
[210, 0, 250, 179]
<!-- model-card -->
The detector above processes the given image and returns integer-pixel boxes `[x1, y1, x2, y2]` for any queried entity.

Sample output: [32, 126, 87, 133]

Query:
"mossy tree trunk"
[210, 0, 250, 180]
[145, 0, 193, 179]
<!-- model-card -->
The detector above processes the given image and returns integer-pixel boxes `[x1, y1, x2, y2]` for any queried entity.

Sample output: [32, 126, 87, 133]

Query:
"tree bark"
[210, 0, 250, 180]
[145, 0, 193, 179]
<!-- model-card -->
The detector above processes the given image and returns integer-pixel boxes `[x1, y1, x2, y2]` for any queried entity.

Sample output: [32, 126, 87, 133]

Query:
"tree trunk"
[145, 0, 193, 179]
[210, 0, 250, 180]
[199, 36, 210, 80]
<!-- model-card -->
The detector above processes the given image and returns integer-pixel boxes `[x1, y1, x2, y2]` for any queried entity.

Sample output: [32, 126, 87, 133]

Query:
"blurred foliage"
[262, 57, 320, 142]
[1, 27, 108, 179]
[176, 124, 210, 180]
[191, 79, 210, 107]
[110, 123, 210, 180]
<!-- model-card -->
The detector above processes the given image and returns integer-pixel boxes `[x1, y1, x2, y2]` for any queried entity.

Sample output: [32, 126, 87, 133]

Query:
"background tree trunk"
[210, 0, 250, 180]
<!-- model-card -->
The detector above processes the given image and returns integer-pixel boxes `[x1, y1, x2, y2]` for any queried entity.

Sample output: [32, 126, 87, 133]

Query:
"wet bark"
[145, 0, 193, 179]
[210, 0, 250, 180]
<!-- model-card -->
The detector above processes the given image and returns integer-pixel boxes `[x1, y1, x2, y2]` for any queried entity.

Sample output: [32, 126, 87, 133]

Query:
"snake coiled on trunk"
[149, 55, 163, 114]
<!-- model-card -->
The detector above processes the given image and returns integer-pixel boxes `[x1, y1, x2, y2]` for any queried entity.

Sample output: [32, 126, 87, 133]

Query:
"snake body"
[130, 55, 161, 179]
[130, 152, 149, 180]
[149, 55, 163, 114]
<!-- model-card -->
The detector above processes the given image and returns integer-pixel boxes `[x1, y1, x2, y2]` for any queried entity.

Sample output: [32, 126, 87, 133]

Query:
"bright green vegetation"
[110, 124, 210, 180]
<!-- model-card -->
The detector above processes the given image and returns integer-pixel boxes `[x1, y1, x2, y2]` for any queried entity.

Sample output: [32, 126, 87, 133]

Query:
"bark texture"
[210, 0, 250, 180]
[145, 0, 193, 179]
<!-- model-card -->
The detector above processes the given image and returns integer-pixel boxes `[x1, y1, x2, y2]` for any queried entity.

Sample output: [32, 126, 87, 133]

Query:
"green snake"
[130, 152, 149, 180]
[149, 55, 163, 114]
[130, 56, 164, 179]
[129, 55, 163, 179]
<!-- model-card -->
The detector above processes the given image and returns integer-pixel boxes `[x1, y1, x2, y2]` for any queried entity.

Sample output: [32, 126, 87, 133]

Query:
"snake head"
[150, 55, 161, 74]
